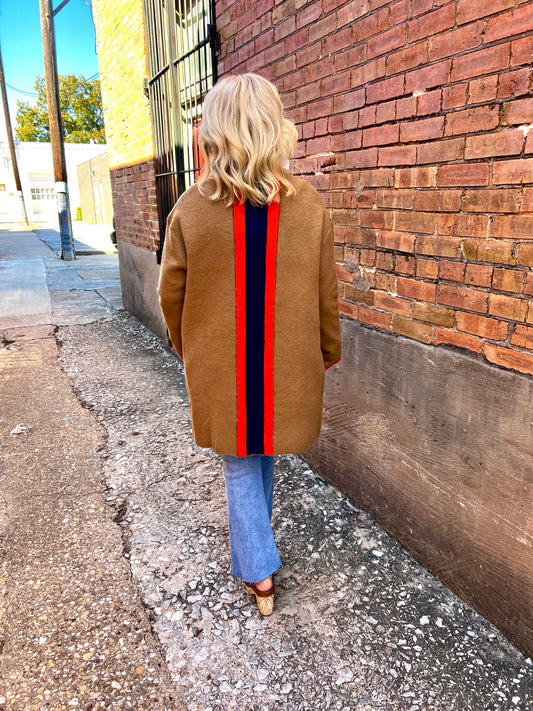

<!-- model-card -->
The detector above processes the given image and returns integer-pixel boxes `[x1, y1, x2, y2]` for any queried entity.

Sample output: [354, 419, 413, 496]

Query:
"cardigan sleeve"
[157, 207, 187, 359]
[319, 209, 342, 370]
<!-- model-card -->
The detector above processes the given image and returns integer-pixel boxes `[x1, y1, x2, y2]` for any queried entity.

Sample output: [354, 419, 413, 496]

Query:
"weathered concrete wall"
[116, 239, 167, 342]
[304, 316, 533, 654]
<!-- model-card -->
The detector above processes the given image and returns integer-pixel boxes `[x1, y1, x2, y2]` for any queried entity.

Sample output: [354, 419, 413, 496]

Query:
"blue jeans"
[221, 454, 282, 583]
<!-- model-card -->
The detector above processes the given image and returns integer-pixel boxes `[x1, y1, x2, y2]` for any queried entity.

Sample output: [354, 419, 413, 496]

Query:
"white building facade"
[0, 141, 108, 223]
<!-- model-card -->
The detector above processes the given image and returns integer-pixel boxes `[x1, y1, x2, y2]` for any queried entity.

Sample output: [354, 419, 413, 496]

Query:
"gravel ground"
[56, 311, 532, 711]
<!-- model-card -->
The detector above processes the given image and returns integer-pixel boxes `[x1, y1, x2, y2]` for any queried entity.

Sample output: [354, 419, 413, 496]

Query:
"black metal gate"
[143, 0, 219, 261]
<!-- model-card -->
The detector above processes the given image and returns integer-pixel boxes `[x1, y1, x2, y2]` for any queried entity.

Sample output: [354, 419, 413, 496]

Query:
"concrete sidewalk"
[0, 228, 530, 710]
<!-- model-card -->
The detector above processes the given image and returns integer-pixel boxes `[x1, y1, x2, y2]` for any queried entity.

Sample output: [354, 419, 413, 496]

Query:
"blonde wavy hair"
[198, 73, 298, 206]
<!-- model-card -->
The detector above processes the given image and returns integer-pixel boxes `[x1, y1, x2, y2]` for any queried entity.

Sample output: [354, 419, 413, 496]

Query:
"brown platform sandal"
[244, 578, 275, 616]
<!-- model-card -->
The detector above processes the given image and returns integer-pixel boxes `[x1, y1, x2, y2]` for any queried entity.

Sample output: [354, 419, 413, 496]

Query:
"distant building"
[76, 152, 114, 227]
[92, 0, 533, 655]
[0, 141, 109, 223]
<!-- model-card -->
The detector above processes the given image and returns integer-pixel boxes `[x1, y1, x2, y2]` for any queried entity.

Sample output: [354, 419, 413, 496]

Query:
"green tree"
[15, 75, 106, 144]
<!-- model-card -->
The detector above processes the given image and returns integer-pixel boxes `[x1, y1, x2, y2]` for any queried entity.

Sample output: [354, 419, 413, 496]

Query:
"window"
[143, 0, 219, 261]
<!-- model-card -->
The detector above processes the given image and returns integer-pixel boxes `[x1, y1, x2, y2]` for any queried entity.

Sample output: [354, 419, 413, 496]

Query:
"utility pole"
[39, 0, 75, 260]
[0, 44, 29, 227]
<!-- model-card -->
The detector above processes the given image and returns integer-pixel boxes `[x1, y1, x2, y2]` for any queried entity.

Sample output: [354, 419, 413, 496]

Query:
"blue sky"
[0, 0, 99, 125]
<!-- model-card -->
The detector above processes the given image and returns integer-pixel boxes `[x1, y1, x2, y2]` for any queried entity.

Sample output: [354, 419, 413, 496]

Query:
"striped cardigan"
[157, 175, 341, 456]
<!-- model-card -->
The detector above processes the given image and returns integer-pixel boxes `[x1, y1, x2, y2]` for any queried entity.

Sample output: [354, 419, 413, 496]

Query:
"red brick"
[307, 97, 334, 121]
[511, 324, 533, 349]
[416, 258, 439, 279]
[526, 272, 533, 297]
[309, 14, 337, 43]
[345, 227, 377, 247]
[528, 301, 533, 325]
[386, 41, 429, 75]
[511, 36, 533, 67]
[405, 60, 451, 93]
[351, 58, 387, 88]
[497, 68, 532, 99]
[413, 189, 462, 212]
[395, 255, 416, 275]
[445, 106, 499, 136]
[395, 167, 437, 187]
[485, 4, 533, 43]
[483, 343, 533, 375]
[333, 89, 365, 113]
[376, 189, 414, 209]
[375, 272, 396, 291]
[376, 100, 397, 124]
[358, 306, 392, 331]
[412, 302, 454, 326]
[359, 210, 394, 230]
[336, 263, 354, 283]
[442, 83, 467, 109]
[457, 0, 513, 25]
[344, 282, 375, 304]
[374, 292, 411, 316]
[407, 3, 455, 43]
[465, 263, 493, 287]
[296, 41, 322, 68]
[429, 23, 483, 62]
[437, 213, 488, 238]
[368, 23, 406, 59]
[390, 0, 409, 25]
[323, 27, 353, 56]
[400, 116, 444, 142]
[359, 106, 377, 127]
[492, 268, 526, 294]
[518, 244, 533, 268]
[377, 230, 416, 252]
[490, 214, 533, 240]
[489, 293, 528, 320]
[440, 260, 466, 282]
[396, 96, 418, 119]
[361, 168, 395, 187]
[321, 71, 351, 96]
[273, 16, 296, 42]
[366, 75, 405, 104]
[410, 0, 432, 16]
[456, 312, 509, 339]
[376, 251, 395, 271]
[339, 300, 360, 319]
[526, 132, 533, 155]
[437, 284, 489, 312]
[417, 137, 464, 164]
[462, 239, 516, 265]
[296, 2, 321, 28]
[451, 44, 510, 83]
[394, 210, 435, 234]
[337, 0, 370, 27]
[524, 188, 533, 212]
[462, 189, 521, 213]
[502, 98, 533, 126]
[379, 145, 417, 166]
[493, 158, 533, 185]
[393, 315, 433, 343]
[363, 124, 400, 147]
[434, 327, 483, 354]
[417, 89, 442, 116]
[397, 276, 437, 302]
[438, 163, 489, 187]
[346, 148, 379, 169]
[468, 75, 498, 105]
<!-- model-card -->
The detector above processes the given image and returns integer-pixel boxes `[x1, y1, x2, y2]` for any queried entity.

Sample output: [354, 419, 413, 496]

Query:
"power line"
[5, 83, 39, 97]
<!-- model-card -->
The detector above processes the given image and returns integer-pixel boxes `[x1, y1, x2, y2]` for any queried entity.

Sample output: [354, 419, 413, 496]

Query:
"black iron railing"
[143, 0, 219, 261]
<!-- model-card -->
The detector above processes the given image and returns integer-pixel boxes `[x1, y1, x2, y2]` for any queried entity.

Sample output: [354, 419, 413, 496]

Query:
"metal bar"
[52, 0, 71, 17]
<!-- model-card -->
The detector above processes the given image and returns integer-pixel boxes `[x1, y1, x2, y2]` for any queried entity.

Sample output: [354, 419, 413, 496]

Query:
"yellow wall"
[93, 0, 154, 169]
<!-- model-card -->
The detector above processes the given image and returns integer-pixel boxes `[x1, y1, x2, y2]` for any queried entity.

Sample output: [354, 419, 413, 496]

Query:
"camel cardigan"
[157, 174, 341, 456]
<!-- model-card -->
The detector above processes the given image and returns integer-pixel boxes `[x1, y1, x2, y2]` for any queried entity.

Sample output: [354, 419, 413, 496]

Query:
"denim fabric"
[221, 454, 282, 583]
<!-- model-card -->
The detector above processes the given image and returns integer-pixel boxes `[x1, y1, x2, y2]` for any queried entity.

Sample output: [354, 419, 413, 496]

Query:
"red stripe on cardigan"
[234, 201, 247, 456]
[263, 199, 280, 455]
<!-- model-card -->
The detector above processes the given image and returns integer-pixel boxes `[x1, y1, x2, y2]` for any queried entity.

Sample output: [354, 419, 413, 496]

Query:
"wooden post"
[39, 0, 74, 260]
[0, 43, 29, 227]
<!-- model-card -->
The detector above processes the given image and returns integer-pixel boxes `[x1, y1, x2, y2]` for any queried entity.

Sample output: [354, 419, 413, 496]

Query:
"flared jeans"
[221, 454, 282, 583]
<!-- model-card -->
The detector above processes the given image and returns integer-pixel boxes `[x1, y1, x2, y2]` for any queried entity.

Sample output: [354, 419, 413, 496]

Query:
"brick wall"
[93, 0, 159, 252]
[217, 0, 533, 377]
